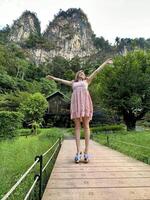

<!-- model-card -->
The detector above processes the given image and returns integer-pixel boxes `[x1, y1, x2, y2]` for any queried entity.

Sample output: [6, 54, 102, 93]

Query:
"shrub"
[91, 124, 124, 134]
[0, 111, 24, 137]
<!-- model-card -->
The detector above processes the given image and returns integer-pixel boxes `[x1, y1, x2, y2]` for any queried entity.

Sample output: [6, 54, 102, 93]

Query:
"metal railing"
[1, 137, 62, 200]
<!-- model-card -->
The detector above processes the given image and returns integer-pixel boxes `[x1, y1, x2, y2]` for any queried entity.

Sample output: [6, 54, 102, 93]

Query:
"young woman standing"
[46, 58, 113, 163]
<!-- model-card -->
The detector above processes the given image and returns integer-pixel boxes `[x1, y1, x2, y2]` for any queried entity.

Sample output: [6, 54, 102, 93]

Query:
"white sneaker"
[84, 153, 89, 163]
[74, 152, 82, 163]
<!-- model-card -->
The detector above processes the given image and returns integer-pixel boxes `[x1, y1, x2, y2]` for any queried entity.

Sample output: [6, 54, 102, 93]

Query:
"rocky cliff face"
[8, 9, 97, 63]
[42, 8, 97, 59]
[9, 11, 41, 42]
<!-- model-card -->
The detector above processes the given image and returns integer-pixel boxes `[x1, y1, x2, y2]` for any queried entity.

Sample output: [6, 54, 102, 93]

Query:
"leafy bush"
[0, 111, 24, 137]
[91, 124, 124, 133]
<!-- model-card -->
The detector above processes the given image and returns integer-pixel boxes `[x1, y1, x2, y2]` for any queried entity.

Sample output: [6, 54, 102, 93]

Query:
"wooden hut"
[44, 91, 71, 127]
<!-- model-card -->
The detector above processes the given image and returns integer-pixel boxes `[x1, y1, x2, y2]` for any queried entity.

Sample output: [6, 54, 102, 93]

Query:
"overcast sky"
[0, 0, 150, 44]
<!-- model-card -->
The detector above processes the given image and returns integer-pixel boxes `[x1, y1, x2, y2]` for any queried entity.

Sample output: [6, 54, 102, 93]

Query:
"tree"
[115, 37, 120, 47]
[19, 93, 48, 124]
[0, 73, 17, 93]
[0, 91, 31, 111]
[93, 50, 150, 131]
[39, 78, 57, 96]
[0, 24, 10, 43]
[0, 43, 31, 78]
[69, 56, 81, 72]
[49, 56, 70, 78]
[92, 35, 112, 52]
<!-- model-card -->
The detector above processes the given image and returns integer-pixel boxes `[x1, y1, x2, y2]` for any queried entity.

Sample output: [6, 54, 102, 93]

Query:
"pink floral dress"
[70, 80, 93, 121]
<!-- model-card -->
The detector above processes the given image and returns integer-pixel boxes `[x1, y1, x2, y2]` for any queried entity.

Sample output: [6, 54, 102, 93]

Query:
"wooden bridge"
[42, 139, 150, 200]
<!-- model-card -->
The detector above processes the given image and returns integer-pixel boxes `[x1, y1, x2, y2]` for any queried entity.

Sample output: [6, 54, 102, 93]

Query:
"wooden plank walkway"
[42, 139, 150, 200]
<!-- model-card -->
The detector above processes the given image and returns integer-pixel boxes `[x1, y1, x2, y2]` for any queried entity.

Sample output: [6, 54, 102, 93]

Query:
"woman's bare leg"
[82, 117, 90, 154]
[74, 118, 81, 153]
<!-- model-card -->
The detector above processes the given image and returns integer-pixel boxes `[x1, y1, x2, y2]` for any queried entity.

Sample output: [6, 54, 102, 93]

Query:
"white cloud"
[0, 0, 150, 43]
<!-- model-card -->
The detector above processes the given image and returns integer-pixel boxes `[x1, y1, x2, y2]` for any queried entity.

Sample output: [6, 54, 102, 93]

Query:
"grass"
[0, 128, 65, 199]
[92, 130, 150, 164]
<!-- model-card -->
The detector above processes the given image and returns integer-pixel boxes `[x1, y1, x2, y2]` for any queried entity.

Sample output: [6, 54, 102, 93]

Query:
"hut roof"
[46, 91, 70, 102]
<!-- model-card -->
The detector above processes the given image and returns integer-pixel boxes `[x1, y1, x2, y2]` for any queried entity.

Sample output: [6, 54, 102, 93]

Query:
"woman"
[46, 58, 113, 163]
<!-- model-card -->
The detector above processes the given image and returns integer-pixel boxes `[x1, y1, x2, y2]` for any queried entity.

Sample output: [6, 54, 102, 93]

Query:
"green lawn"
[93, 130, 150, 164]
[0, 128, 65, 199]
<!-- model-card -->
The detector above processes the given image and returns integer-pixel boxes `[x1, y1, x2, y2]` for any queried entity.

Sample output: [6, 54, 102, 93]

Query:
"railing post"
[39, 155, 43, 200]
[59, 136, 62, 147]
[147, 157, 150, 165]
[35, 155, 43, 200]
[106, 135, 109, 146]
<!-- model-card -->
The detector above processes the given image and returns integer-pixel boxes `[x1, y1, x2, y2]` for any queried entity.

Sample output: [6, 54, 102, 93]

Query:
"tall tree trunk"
[123, 110, 136, 131]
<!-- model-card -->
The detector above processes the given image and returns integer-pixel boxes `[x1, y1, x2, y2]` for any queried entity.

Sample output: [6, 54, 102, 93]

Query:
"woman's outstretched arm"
[87, 58, 113, 84]
[46, 75, 73, 86]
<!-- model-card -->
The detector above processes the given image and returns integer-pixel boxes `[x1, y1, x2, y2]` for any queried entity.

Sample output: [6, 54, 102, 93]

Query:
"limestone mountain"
[42, 8, 97, 59]
[7, 9, 97, 64]
[9, 11, 41, 42]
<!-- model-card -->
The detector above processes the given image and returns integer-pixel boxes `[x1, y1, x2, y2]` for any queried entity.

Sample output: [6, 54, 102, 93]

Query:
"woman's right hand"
[46, 75, 55, 80]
